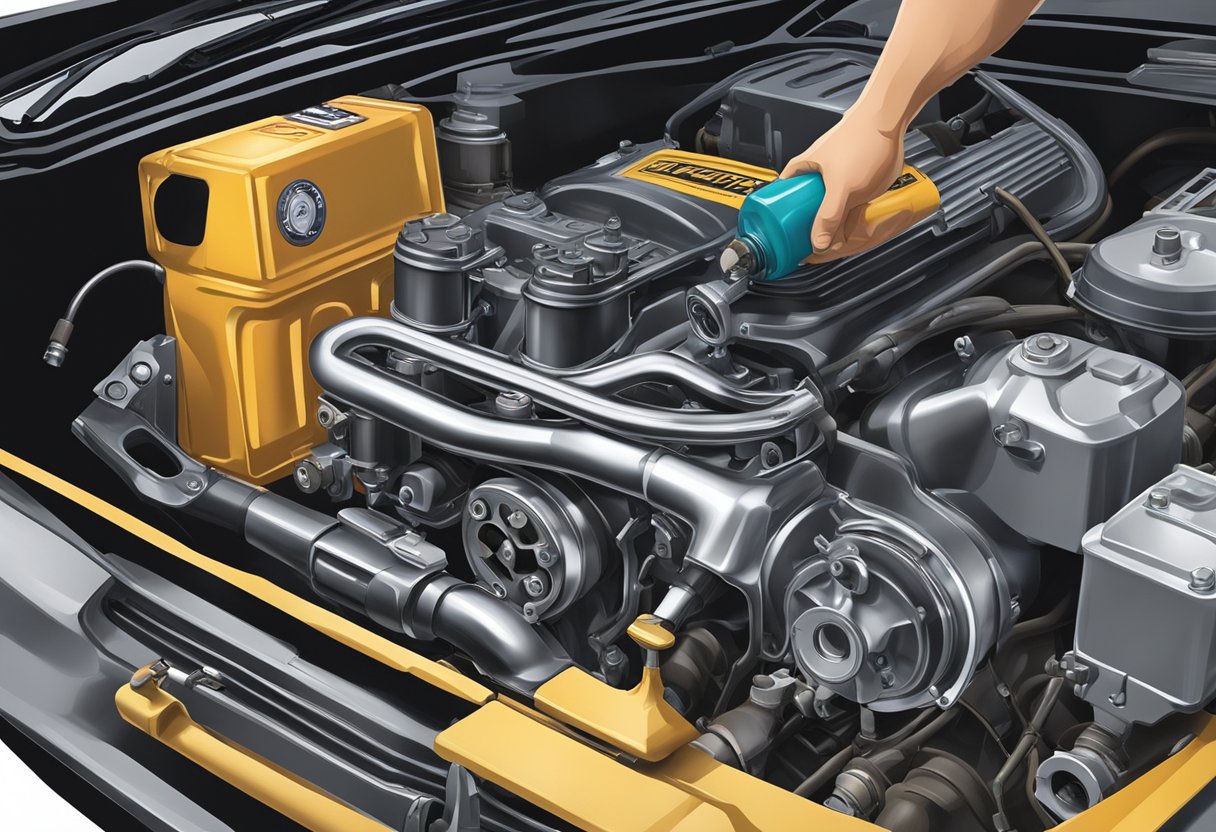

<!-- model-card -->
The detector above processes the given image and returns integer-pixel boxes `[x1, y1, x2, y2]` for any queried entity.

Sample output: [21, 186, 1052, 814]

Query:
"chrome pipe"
[317, 317, 823, 446]
[559, 351, 790, 410]
[312, 318, 827, 583]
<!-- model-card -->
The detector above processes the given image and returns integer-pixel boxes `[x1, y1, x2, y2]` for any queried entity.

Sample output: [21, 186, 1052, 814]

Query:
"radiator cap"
[1071, 214, 1216, 338]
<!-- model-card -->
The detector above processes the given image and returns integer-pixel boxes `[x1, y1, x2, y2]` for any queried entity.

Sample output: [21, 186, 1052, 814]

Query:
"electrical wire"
[958, 698, 1012, 759]
[992, 676, 1064, 832]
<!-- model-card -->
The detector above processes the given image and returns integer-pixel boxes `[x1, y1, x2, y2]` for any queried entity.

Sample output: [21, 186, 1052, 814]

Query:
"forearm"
[851, 0, 1041, 135]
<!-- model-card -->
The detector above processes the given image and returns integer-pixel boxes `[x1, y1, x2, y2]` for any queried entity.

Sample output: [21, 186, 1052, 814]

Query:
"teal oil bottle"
[721, 164, 940, 281]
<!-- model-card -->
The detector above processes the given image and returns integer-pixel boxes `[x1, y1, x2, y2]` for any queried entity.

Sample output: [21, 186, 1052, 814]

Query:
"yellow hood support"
[3, 447, 1216, 832]
[116, 664, 392, 832]
[0, 447, 491, 706]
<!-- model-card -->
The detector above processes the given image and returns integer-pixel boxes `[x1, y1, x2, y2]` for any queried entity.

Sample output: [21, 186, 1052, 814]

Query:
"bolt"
[162, 373, 174, 385]
[1035, 334, 1056, 350]
[185, 478, 202, 492]
[507, 510, 528, 529]
[1153, 226, 1183, 263]
[104, 381, 128, 400]
[294, 463, 316, 493]
[495, 390, 534, 420]
[499, 541, 515, 563]
[523, 575, 545, 597]
[992, 421, 1024, 446]
[654, 542, 669, 558]
[739, 322, 750, 335]
[1149, 488, 1171, 510]
[468, 499, 488, 520]
[953, 335, 976, 361]
[603, 645, 624, 666]
[537, 549, 554, 565]
[875, 655, 887, 668]
[398, 486, 414, 505]
[129, 362, 153, 384]
[938, 695, 951, 707]
[1190, 566, 1215, 593]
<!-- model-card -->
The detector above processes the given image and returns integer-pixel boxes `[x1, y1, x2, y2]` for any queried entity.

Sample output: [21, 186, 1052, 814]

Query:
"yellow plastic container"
[138, 96, 444, 484]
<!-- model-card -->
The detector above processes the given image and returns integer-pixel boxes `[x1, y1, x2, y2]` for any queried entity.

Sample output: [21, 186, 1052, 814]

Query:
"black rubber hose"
[794, 706, 948, 798]
[993, 187, 1073, 288]
[1186, 357, 1216, 403]
[794, 742, 856, 798]
[1107, 127, 1216, 188]
[820, 299, 1082, 390]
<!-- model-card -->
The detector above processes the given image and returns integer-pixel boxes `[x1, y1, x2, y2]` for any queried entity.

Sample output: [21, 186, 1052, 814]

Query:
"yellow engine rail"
[3, 447, 1215, 832]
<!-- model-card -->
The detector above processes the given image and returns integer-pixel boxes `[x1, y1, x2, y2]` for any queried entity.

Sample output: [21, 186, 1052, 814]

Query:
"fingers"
[805, 206, 916, 264]
[810, 185, 848, 253]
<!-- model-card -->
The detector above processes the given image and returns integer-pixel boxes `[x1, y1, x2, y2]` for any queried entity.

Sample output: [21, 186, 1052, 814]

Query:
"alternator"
[785, 492, 1010, 712]
[462, 476, 605, 623]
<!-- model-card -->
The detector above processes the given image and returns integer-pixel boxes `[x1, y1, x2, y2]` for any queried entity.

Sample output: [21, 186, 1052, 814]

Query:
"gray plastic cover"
[1072, 214, 1216, 338]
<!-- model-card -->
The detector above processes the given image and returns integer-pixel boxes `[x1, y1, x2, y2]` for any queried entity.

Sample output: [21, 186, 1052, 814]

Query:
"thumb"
[811, 185, 848, 253]
[780, 155, 817, 180]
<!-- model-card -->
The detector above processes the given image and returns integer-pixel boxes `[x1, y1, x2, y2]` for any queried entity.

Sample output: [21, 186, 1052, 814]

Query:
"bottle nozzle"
[719, 238, 755, 276]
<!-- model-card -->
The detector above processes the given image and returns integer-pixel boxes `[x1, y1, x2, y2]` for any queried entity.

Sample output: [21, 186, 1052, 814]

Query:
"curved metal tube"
[313, 318, 824, 576]
[431, 585, 572, 692]
[321, 318, 822, 446]
[313, 319, 827, 709]
[559, 352, 790, 410]
[211, 481, 573, 697]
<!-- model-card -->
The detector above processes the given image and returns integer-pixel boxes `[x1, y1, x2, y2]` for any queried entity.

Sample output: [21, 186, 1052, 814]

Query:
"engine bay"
[42, 41, 1216, 832]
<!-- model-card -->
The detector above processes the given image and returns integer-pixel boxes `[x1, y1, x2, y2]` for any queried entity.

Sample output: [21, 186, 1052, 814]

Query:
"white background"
[0, 0, 79, 17]
[0, 739, 103, 831]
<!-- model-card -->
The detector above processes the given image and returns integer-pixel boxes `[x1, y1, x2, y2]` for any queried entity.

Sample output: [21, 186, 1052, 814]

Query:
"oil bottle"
[720, 165, 939, 281]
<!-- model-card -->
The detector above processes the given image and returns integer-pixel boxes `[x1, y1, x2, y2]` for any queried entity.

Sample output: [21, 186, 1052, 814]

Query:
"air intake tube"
[103, 450, 572, 696]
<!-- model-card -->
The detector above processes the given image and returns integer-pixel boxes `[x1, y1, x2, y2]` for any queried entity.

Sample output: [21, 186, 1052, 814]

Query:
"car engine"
[51, 48, 1216, 831]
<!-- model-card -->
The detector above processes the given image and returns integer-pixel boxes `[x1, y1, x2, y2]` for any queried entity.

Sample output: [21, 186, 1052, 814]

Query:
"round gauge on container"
[277, 179, 326, 245]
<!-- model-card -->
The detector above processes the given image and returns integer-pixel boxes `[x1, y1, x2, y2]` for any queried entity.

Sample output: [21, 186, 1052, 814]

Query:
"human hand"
[780, 111, 917, 262]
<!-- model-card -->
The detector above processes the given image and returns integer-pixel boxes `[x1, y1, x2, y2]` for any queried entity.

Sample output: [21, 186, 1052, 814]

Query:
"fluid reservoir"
[139, 96, 444, 483]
